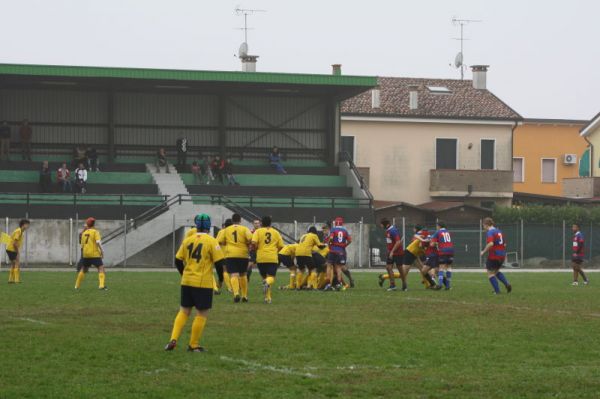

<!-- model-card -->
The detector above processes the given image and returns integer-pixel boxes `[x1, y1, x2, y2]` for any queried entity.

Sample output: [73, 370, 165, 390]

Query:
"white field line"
[403, 296, 600, 319]
[219, 355, 317, 378]
[15, 317, 49, 325]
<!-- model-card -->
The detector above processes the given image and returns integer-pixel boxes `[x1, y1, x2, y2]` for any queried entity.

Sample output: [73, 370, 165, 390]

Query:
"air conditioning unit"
[564, 154, 577, 165]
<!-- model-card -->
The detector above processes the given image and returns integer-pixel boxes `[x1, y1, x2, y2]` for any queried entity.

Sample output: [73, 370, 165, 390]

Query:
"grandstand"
[0, 63, 376, 222]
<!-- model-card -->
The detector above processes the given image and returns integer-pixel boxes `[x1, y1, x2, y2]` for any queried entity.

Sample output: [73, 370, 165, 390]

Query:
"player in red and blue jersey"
[420, 228, 441, 290]
[431, 221, 454, 290]
[327, 217, 353, 289]
[571, 223, 589, 286]
[378, 218, 404, 290]
[480, 217, 512, 294]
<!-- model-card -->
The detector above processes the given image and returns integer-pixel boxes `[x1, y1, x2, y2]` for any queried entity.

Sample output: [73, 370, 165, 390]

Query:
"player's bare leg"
[400, 264, 410, 291]
[385, 263, 396, 288]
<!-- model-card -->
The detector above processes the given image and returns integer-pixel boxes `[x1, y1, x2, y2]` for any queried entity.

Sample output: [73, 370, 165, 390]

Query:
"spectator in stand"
[191, 161, 202, 184]
[176, 136, 188, 169]
[73, 145, 87, 168]
[156, 147, 170, 173]
[269, 146, 287, 174]
[57, 162, 72, 192]
[39, 161, 52, 193]
[224, 158, 240, 186]
[19, 119, 32, 161]
[210, 155, 225, 184]
[74, 162, 88, 194]
[200, 153, 214, 185]
[86, 146, 99, 172]
[0, 120, 10, 161]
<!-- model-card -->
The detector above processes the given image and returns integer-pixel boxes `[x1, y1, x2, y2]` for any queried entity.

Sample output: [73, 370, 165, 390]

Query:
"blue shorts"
[486, 259, 504, 271]
[327, 252, 346, 265]
[438, 255, 454, 265]
[425, 255, 439, 268]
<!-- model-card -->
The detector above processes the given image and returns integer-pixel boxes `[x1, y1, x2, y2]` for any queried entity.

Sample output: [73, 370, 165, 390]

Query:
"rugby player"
[571, 223, 589, 286]
[278, 243, 298, 289]
[327, 217, 352, 290]
[218, 214, 252, 303]
[431, 221, 454, 290]
[295, 226, 322, 290]
[378, 218, 403, 291]
[248, 219, 261, 283]
[6, 219, 30, 284]
[215, 219, 233, 293]
[480, 217, 512, 295]
[251, 216, 284, 303]
[74, 218, 107, 290]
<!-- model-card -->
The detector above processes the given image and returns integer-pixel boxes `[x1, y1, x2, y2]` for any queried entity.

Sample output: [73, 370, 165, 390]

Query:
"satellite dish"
[238, 42, 248, 58]
[454, 52, 463, 68]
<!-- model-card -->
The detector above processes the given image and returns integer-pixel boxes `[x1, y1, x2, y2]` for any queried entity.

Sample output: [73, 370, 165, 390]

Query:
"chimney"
[371, 88, 381, 109]
[471, 65, 489, 90]
[241, 55, 259, 72]
[331, 64, 342, 75]
[408, 85, 419, 110]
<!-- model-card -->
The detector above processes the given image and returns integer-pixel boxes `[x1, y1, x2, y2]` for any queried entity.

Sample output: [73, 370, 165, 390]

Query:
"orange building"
[513, 119, 588, 196]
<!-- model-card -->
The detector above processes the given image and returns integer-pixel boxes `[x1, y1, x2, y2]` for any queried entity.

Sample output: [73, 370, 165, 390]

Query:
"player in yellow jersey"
[278, 243, 298, 289]
[295, 226, 322, 290]
[218, 213, 252, 303]
[251, 216, 284, 303]
[247, 219, 261, 283]
[165, 213, 226, 352]
[399, 225, 431, 291]
[215, 219, 233, 293]
[74, 218, 107, 290]
[6, 219, 30, 284]
[312, 242, 329, 290]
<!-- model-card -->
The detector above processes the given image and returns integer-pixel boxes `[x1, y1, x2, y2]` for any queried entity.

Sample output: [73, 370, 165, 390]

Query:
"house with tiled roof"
[340, 65, 522, 209]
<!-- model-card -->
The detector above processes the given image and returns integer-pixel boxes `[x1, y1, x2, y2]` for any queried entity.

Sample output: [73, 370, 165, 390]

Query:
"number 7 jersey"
[176, 233, 225, 288]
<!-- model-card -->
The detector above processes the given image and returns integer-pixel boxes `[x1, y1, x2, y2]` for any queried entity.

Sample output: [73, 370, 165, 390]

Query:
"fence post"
[24, 212, 29, 268]
[69, 218, 73, 266]
[562, 220, 566, 269]
[392, 217, 396, 227]
[520, 219, 524, 267]
[590, 221, 593, 263]
[123, 213, 127, 268]
[479, 219, 483, 269]
[358, 217, 364, 268]
[75, 213, 79, 264]
[294, 220, 298, 241]
[172, 213, 176, 268]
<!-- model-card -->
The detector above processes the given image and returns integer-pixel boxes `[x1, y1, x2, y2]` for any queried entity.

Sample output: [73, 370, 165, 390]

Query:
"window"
[427, 86, 452, 94]
[481, 139, 495, 170]
[340, 136, 355, 162]
[481, 201, 495, 209]
[513, 158, 524, 182]
[541, 158, 556, 183]
[435, 138, 457, 169]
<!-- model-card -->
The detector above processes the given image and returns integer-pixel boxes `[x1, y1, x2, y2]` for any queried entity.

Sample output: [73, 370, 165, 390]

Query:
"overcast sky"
[1, 0, 598, 120]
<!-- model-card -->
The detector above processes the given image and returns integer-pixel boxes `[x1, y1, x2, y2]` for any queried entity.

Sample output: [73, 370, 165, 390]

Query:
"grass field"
[1, 270, 600, 399]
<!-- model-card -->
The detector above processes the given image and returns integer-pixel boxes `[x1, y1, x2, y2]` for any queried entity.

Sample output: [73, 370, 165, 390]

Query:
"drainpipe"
[584, 136, 593, 177]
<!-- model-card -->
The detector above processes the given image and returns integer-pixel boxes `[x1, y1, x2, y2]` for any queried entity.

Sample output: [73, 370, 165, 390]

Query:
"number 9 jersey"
[328, 226, 352, 254]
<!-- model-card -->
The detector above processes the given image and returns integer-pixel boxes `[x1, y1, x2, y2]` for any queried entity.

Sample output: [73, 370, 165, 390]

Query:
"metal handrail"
[339, 151, 374, 204]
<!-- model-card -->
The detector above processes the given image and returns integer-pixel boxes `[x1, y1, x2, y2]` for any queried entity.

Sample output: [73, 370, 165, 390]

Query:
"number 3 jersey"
[486, 227, 506, 260]
[252, 227, 284, 263]
[176, 232, 225, 288]
[328, 226, 351, 254]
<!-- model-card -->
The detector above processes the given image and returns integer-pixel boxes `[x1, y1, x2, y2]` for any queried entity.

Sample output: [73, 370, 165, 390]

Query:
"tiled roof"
[342, 77, 521, 121]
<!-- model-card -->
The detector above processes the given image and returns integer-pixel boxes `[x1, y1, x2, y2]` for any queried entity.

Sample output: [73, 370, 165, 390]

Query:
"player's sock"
[496, 271, 510, 287]
[489, 276, 500, 294]
[98, 272, 106, 289]
[423, 272, 436, 287]
[170, 310, 189, 341]
[231, 275, 240, 297]
[75, 271, 85, 288]
[223, 272, 232, 292]
[445, 271, 452, 288]
[295, 271, 304, 288]
[189, 314, 207, 349]
[212, 275, 219, 292]
[438, 270, 444, 286]
[317, 272, 327, 289]
[265, 276, 275, 300]
[14, 266, 20, 283]
[579, 270, 588, 282]
[240, 275, 248, 299]
[8, 266, 14, 283]
[289, 273, 296, 289]
[310, 271, 318, 289]
[342, 269, 353, 282]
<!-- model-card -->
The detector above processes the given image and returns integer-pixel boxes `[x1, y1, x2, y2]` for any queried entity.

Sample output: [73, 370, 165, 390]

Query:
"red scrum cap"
[86, 217, 96, 227]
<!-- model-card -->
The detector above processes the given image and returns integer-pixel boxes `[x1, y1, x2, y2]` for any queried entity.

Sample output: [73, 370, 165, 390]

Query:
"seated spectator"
[269, 146, 287, 174]
[191, 161, 201, 184]
[200, 154, 214, 185]
[86, 146, 99, 172]
[73, 145, 87, 168]
[210, 155, 225, 184]
[156, 148, 170, 173]
[224, 158, 240, 186]
[39, 161, 52, 193]
[74, 162, 88, 194]
[0, 120, 10, 162]
[57, 162, 72, 193]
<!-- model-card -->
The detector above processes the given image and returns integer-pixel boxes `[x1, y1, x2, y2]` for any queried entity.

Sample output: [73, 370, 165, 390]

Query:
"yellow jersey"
[185, 227, 197, 238]
[218, 224, 252, 259]
[6, 227, 24, 252]
[296, 233, 321, 257]
[406, 234, 425, 257]
[176, 233, 225, 288]
[279, 243, 298, 257]
[313, 245, 329, 258]
[252, 227, 284, 263]
[81, 228, 102, 258]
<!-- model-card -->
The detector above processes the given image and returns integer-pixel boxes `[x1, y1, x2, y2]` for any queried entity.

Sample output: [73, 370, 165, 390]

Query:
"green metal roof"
[0, 63, 377, 87]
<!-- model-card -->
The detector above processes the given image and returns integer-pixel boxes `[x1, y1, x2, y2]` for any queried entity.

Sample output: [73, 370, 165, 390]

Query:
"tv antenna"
[451, 17, 482, 80]
[235, 6, 266, 44]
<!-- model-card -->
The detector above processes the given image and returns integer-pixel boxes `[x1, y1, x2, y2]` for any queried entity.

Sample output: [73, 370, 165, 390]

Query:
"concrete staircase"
[102, 164, 230, 267]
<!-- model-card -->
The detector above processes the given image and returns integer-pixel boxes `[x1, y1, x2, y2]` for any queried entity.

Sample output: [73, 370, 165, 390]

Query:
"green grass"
[1, 271, 599, 398]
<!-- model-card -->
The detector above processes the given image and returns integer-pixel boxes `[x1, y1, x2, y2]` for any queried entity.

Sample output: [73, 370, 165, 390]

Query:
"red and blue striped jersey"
[486, 227, 506, 260]
[385, 225, 403, 256]
[328, 226, 351, 254]
[432, 228, 454, 256]
[421, 229, 437, 256]
[573, 231, 584, 259]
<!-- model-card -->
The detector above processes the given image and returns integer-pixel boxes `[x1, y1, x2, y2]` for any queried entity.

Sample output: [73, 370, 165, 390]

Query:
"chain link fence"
[369, 218, 599, 269]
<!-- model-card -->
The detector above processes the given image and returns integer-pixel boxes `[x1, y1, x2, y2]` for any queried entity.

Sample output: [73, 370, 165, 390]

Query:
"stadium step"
[147, 163, 190, 197]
